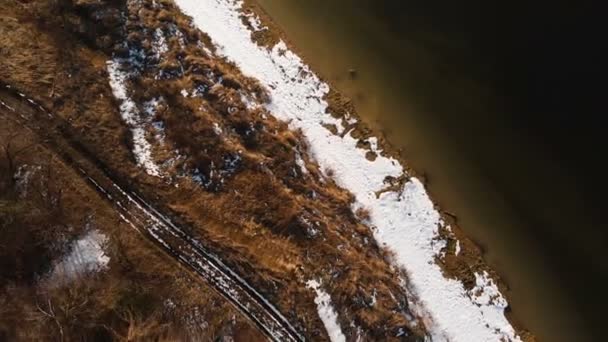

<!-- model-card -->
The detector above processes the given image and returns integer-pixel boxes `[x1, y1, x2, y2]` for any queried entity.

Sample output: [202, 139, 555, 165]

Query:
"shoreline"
[240, 3, 541, 339]
[174, 0, 534, 340]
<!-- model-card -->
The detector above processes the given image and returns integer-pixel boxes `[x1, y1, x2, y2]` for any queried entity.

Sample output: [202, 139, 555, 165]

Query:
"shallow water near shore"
[256, 0, 602, 341]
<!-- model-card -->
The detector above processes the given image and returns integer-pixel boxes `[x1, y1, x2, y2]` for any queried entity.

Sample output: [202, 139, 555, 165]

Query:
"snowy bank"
[172, 0, 521, 340]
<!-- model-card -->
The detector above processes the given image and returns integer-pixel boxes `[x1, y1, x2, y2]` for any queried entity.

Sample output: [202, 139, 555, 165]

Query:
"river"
[256, 0, 605, 341]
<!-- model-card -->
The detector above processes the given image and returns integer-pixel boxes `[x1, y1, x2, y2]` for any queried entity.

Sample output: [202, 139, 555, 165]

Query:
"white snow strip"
[50, 230, 109, 281]
[173, 1, 521, 341]
[245, 12, 265, 32]
[307, 280, 347, 342]
[455, 240, 461, 256]
[107, 60, 161, 177]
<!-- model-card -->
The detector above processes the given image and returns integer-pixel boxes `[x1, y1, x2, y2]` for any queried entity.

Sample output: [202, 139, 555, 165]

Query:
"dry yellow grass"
[0, 2, 265, 340]
[2, 0, 431, 339]
[0, 115, 265, 341]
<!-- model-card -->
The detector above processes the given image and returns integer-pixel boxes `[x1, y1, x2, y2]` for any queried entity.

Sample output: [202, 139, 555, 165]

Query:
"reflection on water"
[257, 0, 604, 341]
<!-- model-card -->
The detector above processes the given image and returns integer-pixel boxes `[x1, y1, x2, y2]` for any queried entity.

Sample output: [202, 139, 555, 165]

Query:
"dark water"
[257, 1, 606, 341]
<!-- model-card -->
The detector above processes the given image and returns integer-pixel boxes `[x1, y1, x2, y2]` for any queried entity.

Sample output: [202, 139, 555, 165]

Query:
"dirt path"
[0, 82, 304, 342]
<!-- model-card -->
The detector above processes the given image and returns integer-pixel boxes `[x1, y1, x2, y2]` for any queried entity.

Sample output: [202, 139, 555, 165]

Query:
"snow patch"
[107, 60, 161, 177]
[245, 12, 265, 32]
[469, 271, 509, 308]
[152, 28, 169, 59]
[213, 122, 223, 135]
[14, 164, 41, 197]
[173, 1, 521, 341]
[169, 23, 187, 49]
[143, 97, 161, 117]
[240, 91, 260, 110]
[307, 280, 346, 342]
[49, 230, 109, 282]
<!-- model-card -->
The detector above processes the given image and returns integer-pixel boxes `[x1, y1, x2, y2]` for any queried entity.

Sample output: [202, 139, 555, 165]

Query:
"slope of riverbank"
[253, 1, 602, 341]
[9, 0, 598, 340]
[173, 0, 534, 340]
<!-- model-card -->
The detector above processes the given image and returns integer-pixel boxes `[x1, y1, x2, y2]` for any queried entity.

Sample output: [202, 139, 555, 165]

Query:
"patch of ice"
[173, 1, 521, 341]
[107, 60, 161, 177]
[307, 280, 347, 342]
[49, 230, 109, 281]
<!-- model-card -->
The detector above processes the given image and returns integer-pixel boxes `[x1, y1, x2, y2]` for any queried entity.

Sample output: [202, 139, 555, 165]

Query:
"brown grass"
[0, 115, 265, 341]
[0, 2, 266, 340]
[2, 0, 431, 340]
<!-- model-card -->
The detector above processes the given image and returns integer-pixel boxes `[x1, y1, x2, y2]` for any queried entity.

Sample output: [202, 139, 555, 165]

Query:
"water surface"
[257, 1, 605, 341]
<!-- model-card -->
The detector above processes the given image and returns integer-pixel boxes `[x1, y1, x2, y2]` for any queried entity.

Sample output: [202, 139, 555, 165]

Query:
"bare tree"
[35, 298, 65, 342]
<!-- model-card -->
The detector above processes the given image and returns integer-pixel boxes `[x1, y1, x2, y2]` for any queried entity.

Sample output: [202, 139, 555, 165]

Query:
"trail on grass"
[0, 83, 305, 342]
